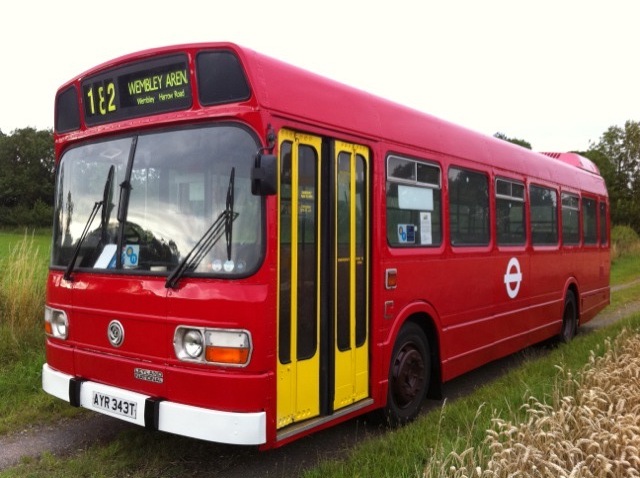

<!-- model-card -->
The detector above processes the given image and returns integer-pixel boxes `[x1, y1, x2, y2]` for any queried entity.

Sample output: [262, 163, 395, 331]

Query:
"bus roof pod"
[539, 152, 601, 175]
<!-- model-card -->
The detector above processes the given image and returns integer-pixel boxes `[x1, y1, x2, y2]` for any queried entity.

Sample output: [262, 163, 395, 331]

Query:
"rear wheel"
[559, 290, 577, 343]
[384, 322, 430, 426]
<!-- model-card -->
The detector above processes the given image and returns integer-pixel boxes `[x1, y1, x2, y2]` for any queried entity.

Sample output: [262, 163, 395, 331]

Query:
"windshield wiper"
[225, 167, 235, 261]
[165, 167, 237, 289]
[101, 165, 115, 243]
[64, 165, 115, 281]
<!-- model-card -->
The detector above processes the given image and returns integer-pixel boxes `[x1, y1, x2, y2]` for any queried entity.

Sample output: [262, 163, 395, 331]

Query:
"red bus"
[43, 42, 610, 449]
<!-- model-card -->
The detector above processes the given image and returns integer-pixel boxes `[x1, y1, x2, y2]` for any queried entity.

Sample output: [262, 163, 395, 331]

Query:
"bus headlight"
[45, 306, 68, 340]
[174, 327, 252, 366]
[174, 327, 205, 361]
[183, 329, 204, 358]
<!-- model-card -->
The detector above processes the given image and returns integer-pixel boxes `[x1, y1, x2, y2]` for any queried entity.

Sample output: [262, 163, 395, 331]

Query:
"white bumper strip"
[42, 364, 266, 445]
[158, 401, 266, 445]
[42, 364, 72, 401]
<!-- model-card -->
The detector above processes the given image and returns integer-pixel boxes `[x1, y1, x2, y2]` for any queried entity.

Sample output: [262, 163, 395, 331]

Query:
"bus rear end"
[43, 44, 276, 447]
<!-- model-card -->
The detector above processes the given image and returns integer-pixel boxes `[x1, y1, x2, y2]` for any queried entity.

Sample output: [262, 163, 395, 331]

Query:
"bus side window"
[385, 155, 442, 247]
[582, 197, 597, 245]
[561, 192, 580, 246]
[599, 201, 608, 246]
[448, 167, 490, 246]
[496, 179, 526, 246]
[530, 185, 558, 245]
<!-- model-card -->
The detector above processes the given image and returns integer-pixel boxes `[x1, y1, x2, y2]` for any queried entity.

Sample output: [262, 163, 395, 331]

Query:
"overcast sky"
[2, 0, 638, 152]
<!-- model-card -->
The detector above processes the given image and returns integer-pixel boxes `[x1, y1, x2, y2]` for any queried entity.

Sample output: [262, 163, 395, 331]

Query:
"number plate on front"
[92, 391, 138, 420]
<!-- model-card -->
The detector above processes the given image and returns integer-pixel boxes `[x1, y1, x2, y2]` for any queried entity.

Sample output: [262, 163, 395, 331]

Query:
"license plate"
[92, 391, 138, 420]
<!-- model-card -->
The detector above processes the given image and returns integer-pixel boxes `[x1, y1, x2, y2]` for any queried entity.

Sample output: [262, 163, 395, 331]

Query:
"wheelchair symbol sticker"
[397, 224, 415, 244]
[123, 245, 139, 268]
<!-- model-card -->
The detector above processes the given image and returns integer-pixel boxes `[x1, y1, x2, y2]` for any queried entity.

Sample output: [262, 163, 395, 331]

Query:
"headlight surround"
[45, 306, 69, 340]
[174, 326, 252, 367]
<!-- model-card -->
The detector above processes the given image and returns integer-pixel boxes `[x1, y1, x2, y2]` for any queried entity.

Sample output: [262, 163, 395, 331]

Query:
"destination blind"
[82, 54, 192, 126]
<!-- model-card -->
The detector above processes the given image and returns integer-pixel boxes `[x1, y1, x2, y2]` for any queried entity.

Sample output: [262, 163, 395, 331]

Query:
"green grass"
[0, 233, 49, 343]
[0, 231, 50, 260]
[0, 333, 80, 435]
[611, 282, 640, 309]
[0, 231, 50, 348]
[611, 251, 640, 285]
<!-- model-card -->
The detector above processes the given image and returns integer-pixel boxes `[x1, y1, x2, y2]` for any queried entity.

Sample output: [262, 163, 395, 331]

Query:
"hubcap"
[391, 344, 425, 409]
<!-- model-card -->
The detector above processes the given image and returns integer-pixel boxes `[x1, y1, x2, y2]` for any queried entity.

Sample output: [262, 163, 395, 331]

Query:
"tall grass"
[611, 225, 640, 262]
[0, 232, 47, 348]
[0, 232, 73, 436]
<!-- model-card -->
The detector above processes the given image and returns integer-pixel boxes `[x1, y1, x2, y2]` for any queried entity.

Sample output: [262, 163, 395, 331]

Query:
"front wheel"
[559, 290, 577, 343]
[384, 322, 430, 426]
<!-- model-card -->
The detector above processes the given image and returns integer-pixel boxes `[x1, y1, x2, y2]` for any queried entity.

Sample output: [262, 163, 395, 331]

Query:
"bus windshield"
[51, 124, 263, 278]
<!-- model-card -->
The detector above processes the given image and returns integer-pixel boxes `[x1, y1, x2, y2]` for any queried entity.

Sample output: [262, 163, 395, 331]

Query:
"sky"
[2, 0, 639, 152]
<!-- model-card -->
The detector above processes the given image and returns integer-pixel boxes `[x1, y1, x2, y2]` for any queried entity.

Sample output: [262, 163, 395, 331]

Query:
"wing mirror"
[251, 153, 277, 196]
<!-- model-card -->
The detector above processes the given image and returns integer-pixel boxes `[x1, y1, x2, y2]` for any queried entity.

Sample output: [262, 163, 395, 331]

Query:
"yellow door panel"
[277, 129, 322, 428]
[333, 141, 370, 411]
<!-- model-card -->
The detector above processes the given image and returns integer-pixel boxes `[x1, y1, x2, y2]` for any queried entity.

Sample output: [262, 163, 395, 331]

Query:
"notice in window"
[398, 185, 433, 211]
[420, 212, 432, 245]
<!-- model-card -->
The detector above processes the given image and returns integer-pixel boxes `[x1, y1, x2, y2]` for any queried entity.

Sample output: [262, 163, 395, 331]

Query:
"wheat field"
[428, 329, 640, 477]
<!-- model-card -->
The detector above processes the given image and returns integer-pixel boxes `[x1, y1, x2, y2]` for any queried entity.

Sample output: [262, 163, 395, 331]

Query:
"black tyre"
[384, 322, 430, 426]
[559, 290, 577, 343]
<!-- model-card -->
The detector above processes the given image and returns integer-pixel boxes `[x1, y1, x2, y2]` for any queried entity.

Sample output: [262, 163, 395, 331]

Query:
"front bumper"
[42, 364, 266, 445]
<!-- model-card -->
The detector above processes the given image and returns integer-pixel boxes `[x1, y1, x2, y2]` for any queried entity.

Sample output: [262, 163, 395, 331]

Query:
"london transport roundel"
[503, 257, 523, 299]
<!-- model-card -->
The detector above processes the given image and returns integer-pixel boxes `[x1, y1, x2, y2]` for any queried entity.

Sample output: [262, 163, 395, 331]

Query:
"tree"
[494, 132, 532, 150]
[0, 128, 55, 227]
[588, 120, 640, 232]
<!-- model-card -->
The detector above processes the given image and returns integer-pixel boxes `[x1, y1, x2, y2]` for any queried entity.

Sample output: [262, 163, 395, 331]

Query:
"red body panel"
[46, 269, 276, 410]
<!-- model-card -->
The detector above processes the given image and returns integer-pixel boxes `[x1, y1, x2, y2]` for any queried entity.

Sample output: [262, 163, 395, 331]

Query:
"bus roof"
[58, 42, 607, 198]
[235, 44, 606, 196]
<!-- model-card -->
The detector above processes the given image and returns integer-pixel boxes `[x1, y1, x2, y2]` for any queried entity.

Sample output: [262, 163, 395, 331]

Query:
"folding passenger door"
[277, 130, 370, 431]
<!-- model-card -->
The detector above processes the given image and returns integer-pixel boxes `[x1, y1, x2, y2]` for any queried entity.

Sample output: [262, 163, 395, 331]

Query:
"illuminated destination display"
[82, 54, 192, 125]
